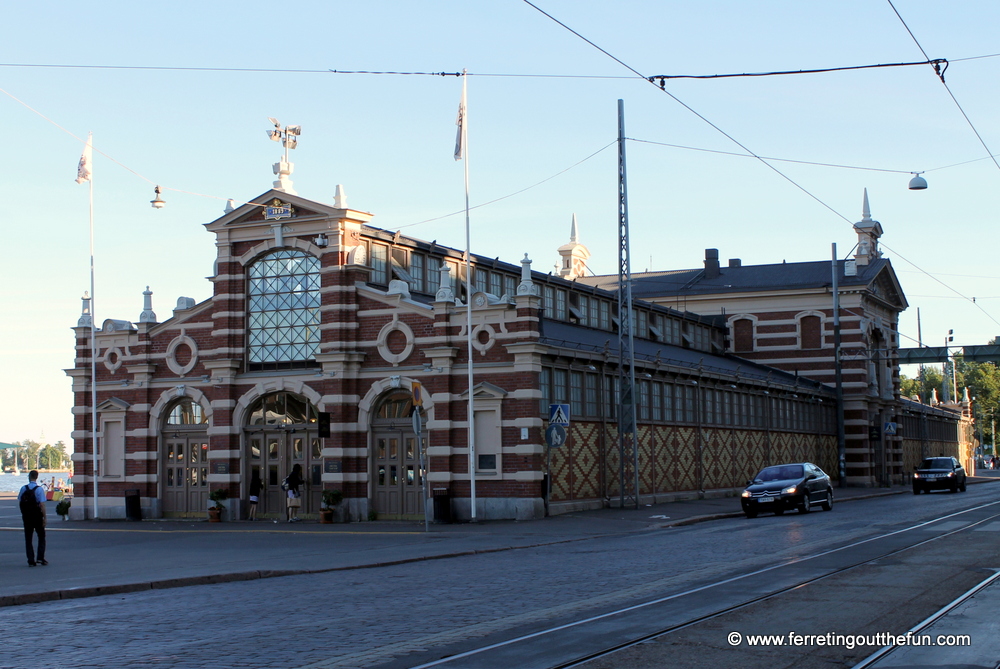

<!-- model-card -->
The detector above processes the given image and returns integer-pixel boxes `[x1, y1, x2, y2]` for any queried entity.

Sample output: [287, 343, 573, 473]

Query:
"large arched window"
[166, 399, 207, 425]
[246, 392, 318, 426]
[247, 249, 321, 370]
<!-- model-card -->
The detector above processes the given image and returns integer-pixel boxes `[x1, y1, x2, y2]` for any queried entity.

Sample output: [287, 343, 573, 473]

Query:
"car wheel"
[821, 490, 833, 511]
[745, 510, 757, 519]
[960, 479, 967, 492]
[799, 495, 811, 514]
[951, 482, 958, 493]
[912, 485, 921, 495]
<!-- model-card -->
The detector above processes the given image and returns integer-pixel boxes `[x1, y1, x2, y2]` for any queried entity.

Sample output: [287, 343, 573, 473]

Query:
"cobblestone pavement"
[2, 484, 998, 669]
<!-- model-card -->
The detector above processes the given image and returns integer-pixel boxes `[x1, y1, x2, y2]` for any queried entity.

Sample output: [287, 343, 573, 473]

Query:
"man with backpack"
[18, 470, 47, 566]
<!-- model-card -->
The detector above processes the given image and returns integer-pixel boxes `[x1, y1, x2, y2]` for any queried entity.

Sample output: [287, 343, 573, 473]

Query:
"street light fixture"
[908, 172, 928, 190]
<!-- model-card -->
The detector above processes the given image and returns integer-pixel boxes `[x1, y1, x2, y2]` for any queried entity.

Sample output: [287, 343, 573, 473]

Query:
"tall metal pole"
[617, 100, 638, 509]
[832, 244, 846, 487]
[459, 71, 476, 522]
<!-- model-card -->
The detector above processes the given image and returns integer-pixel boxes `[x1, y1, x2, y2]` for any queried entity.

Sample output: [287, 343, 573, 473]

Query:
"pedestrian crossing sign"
[549, 404, 570, 426]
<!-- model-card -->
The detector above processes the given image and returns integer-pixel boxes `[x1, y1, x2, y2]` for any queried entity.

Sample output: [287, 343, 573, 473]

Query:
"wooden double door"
[248, 430, 322, 518]
[162, 434, 210, 517]
[373, 430, 424, 518]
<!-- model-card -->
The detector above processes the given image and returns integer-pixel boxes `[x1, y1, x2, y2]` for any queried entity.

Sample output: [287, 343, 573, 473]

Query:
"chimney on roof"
[728, 258, 741, 268]
[704, 248, 720, 279]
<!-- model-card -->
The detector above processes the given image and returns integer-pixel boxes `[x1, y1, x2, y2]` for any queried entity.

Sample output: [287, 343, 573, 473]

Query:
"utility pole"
[616, 99, 638, 509]
[832, 244, 846, 487]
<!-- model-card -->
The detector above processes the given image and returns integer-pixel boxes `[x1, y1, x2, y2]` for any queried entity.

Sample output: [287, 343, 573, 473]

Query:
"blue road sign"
[549, 404, 570, 426]
[546, 424, 567, 449]
[884, 422, 897, 436]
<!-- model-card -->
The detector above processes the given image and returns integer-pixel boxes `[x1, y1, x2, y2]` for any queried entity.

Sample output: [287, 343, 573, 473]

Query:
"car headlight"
[782, 486, 797, 494]
[947, 472, 955, 477]
[914, 473, 921, 479]
[741, 490, 752, 498]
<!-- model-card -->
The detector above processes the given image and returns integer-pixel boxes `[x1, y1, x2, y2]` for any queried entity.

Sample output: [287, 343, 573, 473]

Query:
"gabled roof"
[204, 189, 372, 231]
[580, 257, 907, 310]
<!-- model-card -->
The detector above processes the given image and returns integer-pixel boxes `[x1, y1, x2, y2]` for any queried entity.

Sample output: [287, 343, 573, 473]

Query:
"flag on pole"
[76, 133, 93, 184]
[454, 75, 467, 161]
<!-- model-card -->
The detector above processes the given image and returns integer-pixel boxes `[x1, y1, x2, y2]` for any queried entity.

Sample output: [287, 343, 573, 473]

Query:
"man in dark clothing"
[18, 470, 47, 566]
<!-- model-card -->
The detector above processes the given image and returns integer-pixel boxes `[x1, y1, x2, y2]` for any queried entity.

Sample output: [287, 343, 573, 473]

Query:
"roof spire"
[570, 213, 579, 243]
[861, 188, 872, 223]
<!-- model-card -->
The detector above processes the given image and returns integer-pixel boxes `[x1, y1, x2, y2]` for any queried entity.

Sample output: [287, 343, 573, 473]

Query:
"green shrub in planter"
[55, 499, 72, 517]
[208, 488, 229, 509]
[321, 489, 343, 509]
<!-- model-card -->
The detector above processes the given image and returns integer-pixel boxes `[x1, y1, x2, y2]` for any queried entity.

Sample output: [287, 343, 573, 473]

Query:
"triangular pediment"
[97, 397, 131, 412]
[461, 381, 508, 400]
[867, 261, 908, 310]
[204, 190, 372, 232]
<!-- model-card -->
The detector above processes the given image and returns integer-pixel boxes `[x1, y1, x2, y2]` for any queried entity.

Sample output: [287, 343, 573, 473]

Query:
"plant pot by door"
[208, 507, 222, 522]
[319, 508, 334, 524]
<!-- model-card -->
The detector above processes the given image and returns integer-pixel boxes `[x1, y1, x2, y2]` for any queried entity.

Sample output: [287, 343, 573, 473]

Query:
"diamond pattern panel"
[671, 427, 698, 492]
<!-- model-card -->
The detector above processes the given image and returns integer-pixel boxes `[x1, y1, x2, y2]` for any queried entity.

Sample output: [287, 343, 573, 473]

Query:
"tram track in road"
[406, 500, 1000, 669]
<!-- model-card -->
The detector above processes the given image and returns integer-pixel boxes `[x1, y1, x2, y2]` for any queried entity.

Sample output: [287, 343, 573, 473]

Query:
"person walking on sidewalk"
[286, 463, 304, 523]
[248, 469, 263, 521]
[18, 470, 47, 567]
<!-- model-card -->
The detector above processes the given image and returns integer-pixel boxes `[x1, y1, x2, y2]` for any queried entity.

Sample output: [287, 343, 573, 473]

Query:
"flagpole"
[89, 155, 99, 521]
[77, 132, 98, 520]
[460, 71, 477, 523]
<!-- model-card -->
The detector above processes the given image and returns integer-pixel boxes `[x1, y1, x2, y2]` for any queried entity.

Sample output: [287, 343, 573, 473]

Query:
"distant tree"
[900, 367, 944, 403]
[54, 441, 72, 469]
[19, 440, 41, 470]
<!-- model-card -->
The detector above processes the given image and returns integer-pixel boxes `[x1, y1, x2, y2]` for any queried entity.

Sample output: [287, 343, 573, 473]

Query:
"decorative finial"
[570, 213, 579, 243]
[224, 199, 236, 214]
[861, 188, 871, 223]
[78, 291, 93, 328]
[139, 286, 157, 324]
[334, 184, 347, 209]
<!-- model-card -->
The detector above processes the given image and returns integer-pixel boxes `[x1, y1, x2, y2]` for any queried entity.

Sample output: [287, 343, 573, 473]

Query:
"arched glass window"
[247, 249, 321, 368]
[166, 399, 207, 425]
[374, 392, 413, 420]
[246, 392, 318, 426]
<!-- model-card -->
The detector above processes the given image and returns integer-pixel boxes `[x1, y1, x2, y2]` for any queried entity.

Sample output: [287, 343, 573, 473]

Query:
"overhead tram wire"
[887, 0, 1000, 174]
[395, 140, 617, 230]
[521, 0, 853, 225]
[880, 242, 1000, 330]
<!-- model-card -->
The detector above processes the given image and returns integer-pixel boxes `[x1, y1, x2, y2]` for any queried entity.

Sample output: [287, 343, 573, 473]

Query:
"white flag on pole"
[76, 133, 93, 184]
[454, 76, 467, 161]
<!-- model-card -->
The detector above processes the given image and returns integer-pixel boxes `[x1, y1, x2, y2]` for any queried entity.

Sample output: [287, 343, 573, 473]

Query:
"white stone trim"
[376, 316, 415, 366]
[165, 332, 199, 376]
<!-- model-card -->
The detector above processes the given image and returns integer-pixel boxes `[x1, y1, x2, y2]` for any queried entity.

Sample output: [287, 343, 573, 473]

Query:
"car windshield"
[919, 458, 953, 470]
[755, 465, 803, 482]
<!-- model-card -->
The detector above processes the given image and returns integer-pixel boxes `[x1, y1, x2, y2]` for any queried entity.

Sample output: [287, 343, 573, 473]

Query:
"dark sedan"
[912, 456, 966, 494]
[741, 462, 834, 518]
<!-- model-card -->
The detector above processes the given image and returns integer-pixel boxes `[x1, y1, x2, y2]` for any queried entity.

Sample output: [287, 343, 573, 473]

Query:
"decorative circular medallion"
[377, 318, 414, 366]
[166, 333, 199, 376]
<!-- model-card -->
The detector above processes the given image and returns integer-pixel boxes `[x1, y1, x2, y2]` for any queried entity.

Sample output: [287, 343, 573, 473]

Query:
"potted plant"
[55, 498, 71, 521]
[208, 488, 229, 522]
[320, 489, 344, 524]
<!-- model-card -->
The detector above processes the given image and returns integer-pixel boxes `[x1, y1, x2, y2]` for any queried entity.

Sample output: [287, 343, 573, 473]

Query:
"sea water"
[0, 472, 71, 494]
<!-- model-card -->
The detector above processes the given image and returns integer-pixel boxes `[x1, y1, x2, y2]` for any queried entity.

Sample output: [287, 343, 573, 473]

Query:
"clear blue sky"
[3, 1, 999, 448]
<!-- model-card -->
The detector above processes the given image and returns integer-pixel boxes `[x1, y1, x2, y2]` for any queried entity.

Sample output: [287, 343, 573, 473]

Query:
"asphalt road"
[1, 481, 998, 669]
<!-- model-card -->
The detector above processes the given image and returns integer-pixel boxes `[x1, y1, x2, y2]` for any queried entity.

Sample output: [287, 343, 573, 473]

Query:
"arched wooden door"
[161, 399, 209, 517]
[371, 391, 424, 519]
[245, 392, 322, 519]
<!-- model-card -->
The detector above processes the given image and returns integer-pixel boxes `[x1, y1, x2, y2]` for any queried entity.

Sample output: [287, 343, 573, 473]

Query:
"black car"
[741, 462, 834, 518]
[912, 456, 966, 494]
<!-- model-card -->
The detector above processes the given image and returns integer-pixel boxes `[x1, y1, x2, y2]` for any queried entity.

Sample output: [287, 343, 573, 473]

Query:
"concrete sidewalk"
[0, 479, 994, 608]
